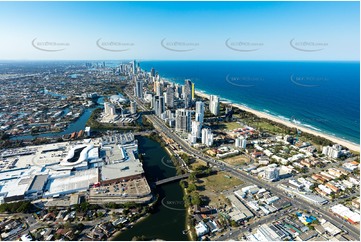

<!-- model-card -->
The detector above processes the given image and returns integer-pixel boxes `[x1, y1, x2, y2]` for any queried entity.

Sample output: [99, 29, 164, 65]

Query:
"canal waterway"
[10, 96, 105, 140]
[113, 136, 188, 241]
[10, 107, 97, 140]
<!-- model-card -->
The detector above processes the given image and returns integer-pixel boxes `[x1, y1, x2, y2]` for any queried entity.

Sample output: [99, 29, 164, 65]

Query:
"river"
[113, 136, 188, 241]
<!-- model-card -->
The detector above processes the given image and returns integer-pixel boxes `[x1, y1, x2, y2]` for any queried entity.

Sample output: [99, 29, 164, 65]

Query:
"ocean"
[139, 61, 360, 144]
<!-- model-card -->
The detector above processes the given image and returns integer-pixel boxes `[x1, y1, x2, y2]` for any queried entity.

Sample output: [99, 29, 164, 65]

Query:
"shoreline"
[110, 213, 151, 241]
[195, 90, 360, 152]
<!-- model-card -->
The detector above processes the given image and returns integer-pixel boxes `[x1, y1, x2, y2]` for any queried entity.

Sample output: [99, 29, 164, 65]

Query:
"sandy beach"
[195, 91, 360, 152]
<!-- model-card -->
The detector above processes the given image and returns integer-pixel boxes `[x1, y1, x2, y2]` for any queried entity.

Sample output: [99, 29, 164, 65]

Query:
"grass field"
[210, 121, 242, 131]
[222, 122, 242, 131]
[190, 159, 208, 170]
[196, 171, 244, 207]
[198, 172, 243, 193]
[249, 120, 285, 133]
[223, 154, 250, 166]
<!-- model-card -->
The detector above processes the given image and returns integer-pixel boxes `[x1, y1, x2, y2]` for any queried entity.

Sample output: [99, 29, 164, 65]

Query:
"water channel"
[113, 136, 188, 241]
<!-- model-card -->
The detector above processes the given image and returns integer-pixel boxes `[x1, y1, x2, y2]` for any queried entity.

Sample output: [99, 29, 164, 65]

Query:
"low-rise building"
[195, 221, 209, 237]
[321, 221, 341, 236]
[330, 204, 360, 224]
[227, 194, 254, 222]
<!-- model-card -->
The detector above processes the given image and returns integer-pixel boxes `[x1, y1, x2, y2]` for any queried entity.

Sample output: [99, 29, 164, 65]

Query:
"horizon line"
[0, 59, 360, 62]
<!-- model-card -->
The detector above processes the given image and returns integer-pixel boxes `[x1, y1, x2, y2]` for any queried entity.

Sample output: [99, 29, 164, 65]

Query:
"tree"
[64, 221, 72, 229]
[179, 180, 188, 189]
[230, 220, 238, 227]
[309, 184, 316, 191]
[187, 183, 197, 193]
[189, 172, 197, 182]
[124, 202, 137, 209]
[191, 192, 201, 206]
[0, 201, 35, 213]
[123, 208, 130, 215]
[132, 235, 148, 241]
[311, 220, 320, 225]
[183, 195, 191, 207]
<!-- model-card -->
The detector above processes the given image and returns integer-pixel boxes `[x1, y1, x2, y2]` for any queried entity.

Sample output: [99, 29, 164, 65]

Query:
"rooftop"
[101, 162, 144, 182]
[44, 168, 98, 197]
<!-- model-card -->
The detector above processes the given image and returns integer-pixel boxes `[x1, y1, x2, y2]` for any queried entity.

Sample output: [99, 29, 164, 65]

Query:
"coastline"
[195, 90, 360, 152]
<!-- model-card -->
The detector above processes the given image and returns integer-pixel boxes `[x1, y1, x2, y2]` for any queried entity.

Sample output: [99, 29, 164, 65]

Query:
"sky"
[0, 1, 359, 61]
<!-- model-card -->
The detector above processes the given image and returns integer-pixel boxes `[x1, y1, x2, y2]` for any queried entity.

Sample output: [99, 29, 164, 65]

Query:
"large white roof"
[110, 94, 127, 103]
[44, 168, 98, 197]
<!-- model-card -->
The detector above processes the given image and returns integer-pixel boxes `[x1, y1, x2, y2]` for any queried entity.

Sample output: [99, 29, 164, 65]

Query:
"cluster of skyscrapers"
[131, 64, 220, 147]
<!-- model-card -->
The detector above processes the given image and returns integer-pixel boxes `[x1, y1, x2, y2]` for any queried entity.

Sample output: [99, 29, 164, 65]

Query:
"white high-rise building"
[322, 144, 342, 159]
[191, 121, 202, 139]
[161, 110, 174, 121]
[195, 101, 205, 124]
[132, 60, 137, 74]
[209, 95, 220, 116]
[235, 136, 247, 149]
[155, 81, 162, 96]
[174, 84, 182, 99]
[144, 93, 153, 104]
[188, 133, 197, 144]
[130, 100, 137, 114]
[175, 109, 191, 132]
[104, 102, 116, 116]
[201, 128, 213, 146]
[264, 167, 280, 181]
[163, 91, 167, 105]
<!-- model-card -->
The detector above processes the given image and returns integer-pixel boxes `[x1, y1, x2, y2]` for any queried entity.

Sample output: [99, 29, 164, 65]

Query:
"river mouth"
[113, 136, 188, 241]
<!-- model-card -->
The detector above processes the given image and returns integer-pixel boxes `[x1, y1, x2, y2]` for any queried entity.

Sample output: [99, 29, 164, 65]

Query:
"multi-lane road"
[127, 91, 360, 240]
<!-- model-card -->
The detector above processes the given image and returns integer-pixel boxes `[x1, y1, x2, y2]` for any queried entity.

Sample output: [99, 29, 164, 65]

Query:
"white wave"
[302, 124, 322, 131]
[291, 119, 301, 125]
[278, 115, 290, 121]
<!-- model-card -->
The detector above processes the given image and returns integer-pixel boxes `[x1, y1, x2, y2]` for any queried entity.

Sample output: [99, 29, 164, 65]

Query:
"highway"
[127, 90, 360, 240]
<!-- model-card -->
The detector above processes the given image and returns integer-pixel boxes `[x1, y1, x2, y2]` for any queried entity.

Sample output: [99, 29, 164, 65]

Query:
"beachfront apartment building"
[209, 95, 220, 116]
[195, 101, 205, 124]
[322, 144, 342, 159]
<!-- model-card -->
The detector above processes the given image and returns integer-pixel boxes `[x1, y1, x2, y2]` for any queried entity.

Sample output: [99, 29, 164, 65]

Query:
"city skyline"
[0, 1, 359, 61]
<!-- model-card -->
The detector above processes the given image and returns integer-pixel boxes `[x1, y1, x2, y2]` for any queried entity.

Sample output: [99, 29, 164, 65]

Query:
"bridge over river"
[154, 173, 190, 186]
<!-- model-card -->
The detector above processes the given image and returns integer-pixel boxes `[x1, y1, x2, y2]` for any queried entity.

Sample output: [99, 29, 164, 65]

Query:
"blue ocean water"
[139, 61, 360, 144]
